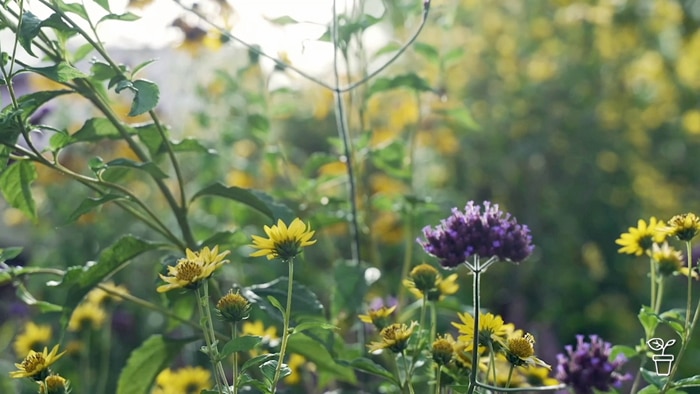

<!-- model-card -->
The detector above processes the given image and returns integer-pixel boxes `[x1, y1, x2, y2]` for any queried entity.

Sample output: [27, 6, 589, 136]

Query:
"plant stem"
[650, 257, 657, 313]
[467, 256, 480, 394]
[96, 313, 112, 394]
[401, 351, 415, 394]
[196, 285, 229, 393]
[271, 259, 295, 393]
[434, 365, 442, 394]
[430, 301, 437, 344]
[685, 241, 692, 329]
[231, 323, 239, 394]
[505, 364, 514, 388]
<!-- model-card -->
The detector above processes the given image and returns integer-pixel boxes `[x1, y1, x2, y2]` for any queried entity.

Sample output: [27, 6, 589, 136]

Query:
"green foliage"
[0, 161, 37, 221]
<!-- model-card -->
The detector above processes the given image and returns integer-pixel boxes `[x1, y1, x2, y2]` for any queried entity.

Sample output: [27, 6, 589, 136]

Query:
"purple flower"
[556, 335, 631, 394]
[417, 201, 534, 268]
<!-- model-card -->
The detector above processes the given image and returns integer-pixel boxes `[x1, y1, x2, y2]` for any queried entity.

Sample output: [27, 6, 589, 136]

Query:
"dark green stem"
[271, 259, 295, 392]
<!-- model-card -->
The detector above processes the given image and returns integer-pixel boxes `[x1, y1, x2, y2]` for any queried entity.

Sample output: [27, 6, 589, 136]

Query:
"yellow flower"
[452, 340, 489, 374]
[663, 213, 700, 242]
[68, 302, 106, 332]
[432, 333, 456, 366]
[358, 305, 396, 330]
[616, 217, 666, 255]
[14, 322, 52, 356]
[250, 218, 316, 261]
[651, 242, 685, 277]
[284, 353, 307, 385]
[522, 365, 559, 387]
[503, 332, 550, 369]
[152, 366, 211, 394]
[452, 312, 513, 352]
[10, 345, 66, 379]
[157, 246, 230, 293]
[86, 281, 129, 306]
[368, 322, 417, 353]
[404, 271, 459, 302]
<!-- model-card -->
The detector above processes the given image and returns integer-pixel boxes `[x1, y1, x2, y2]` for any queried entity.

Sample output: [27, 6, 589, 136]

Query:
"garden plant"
[1, 0, 700, 393]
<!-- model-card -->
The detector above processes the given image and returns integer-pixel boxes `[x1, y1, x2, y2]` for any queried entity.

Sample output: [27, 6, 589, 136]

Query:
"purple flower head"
[556, 335, 631, 394]
[417, 201, 534, 268]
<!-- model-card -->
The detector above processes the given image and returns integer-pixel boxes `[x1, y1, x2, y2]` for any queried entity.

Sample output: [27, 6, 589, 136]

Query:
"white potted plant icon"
[647, 338, 676, 376]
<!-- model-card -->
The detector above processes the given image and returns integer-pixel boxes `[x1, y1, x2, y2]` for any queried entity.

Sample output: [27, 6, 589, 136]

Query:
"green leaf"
[339, 357, 398, 384]
[72, 43, 95, 63]
[66, 194, 125, 223]
[91, 61, 118, 80]
[288, 333, 356, 384]
[609, 345, 637, 361]
[267, 295, 286, 316]
[41, 13, 76, 38]
[675, 375, 700, 387]
[439, 107, 480, 131]
[191, 183, 294, 222]
[98, 12, 140, 25]
[94, 0, 111, 12]
[413, 42, 439, 64]
[116, 335, 194, 394]
[170, 138, 216, 154]
[25, 62, 88, 82]
[16, 283, 62, 313]
[368, 73, 433, 97]
[266, 15, 298, 25]
[54, 0, 89, 20]
[57, 236, 164, 329]
[70, 117, 135, 143]
[443, 47, 465, 65]
[132, 59, 157, 77]
[128, 79, 159, 116]
[0, 247, 23, 262]
[293, 320, 338, 334]
[637, 387, 659, 394]
[199, 230, 239, 249]
[105, 158, 169, 179]
[0, 161, 37, 221]
[641, 368, 668, 388]
[260, 359, 290, 384]
[242, 277, 324, 323]
[220, 336, 262, 359]
[639, 306, 661, 340]
[18, 12, 43, 57]
[373, 41, 402, 57]
[240, 353, 277, 373]
[0, 90, 73, 146]
[332, 260, 368, 319]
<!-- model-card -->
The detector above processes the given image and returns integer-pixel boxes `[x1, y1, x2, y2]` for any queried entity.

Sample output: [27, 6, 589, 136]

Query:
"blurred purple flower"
[556, 335, 631, 394]
[417, 201, 534, 268]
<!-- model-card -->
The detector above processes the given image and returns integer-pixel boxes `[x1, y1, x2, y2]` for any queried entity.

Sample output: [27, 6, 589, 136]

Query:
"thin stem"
[231, 323, 239, 394]
[203, 282, 230, 392]
[434, 365, 442, 394]
[331, 0, 361, 264]
[650, 257, 657, 312]
[430, 301, 437, 344]
[196, 286, 227, 393]
[398, 208, 414, 309]
[685, 241, 692, 329]
[466, 257, 480, 394]
[150, 110, 188, 207]
[473, 380, 566, 392]
[654, 277, 665, 314]
[401, 350, 415, 394]
[505, 364, 514, 388]
[271, 259, 295, 392]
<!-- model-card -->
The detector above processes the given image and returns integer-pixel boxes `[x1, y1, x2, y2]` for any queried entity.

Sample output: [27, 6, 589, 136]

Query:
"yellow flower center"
[22, 353, 46, 374]
[176, 260, 203, 282]
[509, 335, 535, 359]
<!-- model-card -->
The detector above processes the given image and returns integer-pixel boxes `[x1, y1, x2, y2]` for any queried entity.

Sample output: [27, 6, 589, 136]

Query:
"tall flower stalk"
[249, 218, 316, 393]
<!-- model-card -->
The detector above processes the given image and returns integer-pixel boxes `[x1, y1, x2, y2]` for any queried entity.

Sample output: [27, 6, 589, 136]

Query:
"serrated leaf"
[368, 73, 433, 97]
[18, 12, 43, 57]
[128, 79, 159, 116]
[0, 90, 72, 146]
[25, 62, 88, 82]
[66, 194, 124, 223]
[91, 61, 118, 80]
[190, 183, 294, 222]
[58, 236, 164, 329]
[339, 357, 398, 384]
[241, 278, 324, 323]
[116, 335, 194, 394]
[98, 12, 140, 25]
[105, 158, 169, 179]
[220, 335, 262, 359]
[0, 161, 37, 221]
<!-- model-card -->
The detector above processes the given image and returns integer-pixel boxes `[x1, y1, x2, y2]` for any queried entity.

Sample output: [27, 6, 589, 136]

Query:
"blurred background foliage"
[3, 0, 700, 391]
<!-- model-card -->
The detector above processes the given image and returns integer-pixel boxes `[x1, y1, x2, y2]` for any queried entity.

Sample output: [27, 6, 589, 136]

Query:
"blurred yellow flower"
[368, 322, 416, 353]
[152, 366, 211, 394]
[86, 281, 129, 306]
[68, 301, 106, 332]
[250, 218, 316, 261]
[284, 353, 307, 385]
[682, 110, 700, 134]
[358, 305, 396, 330]
[662, 213, 700, 242]
[14, 322, 52, 356]
[157, 246, 230, 293]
